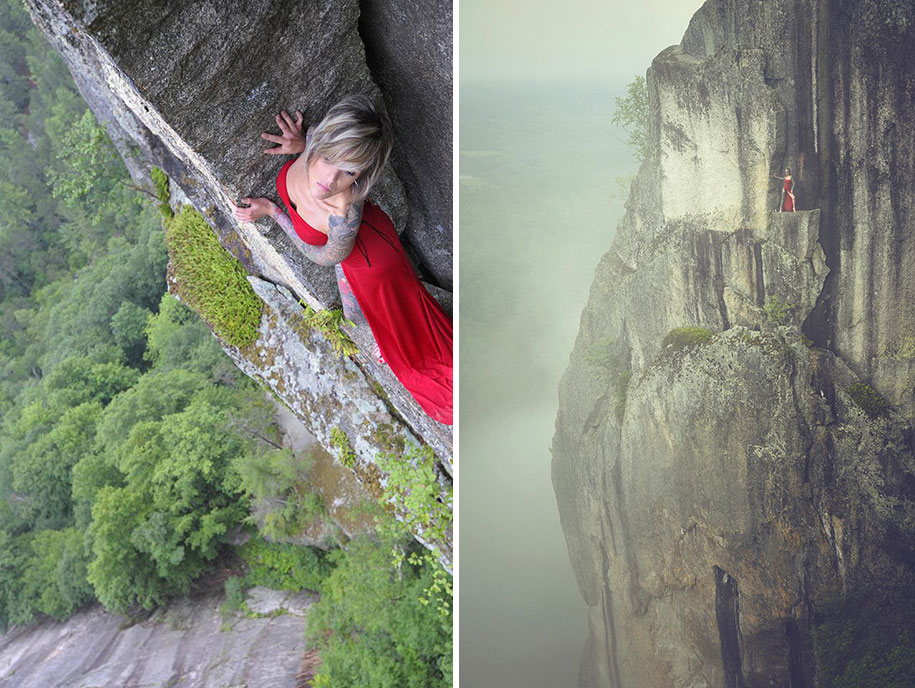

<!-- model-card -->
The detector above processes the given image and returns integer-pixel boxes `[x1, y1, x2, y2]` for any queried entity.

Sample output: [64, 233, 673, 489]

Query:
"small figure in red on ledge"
[773, 168, 796, 212]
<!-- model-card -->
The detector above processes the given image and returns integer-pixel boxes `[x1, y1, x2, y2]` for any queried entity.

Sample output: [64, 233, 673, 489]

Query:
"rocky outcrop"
[0, 587, 315, 688]
[24, 0, 452, 559]
[553, 1, 915, 685]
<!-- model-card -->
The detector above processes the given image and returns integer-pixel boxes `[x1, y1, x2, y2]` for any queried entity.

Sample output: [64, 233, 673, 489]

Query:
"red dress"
[782, 177, 795, 211]
[277, 161, 453, 425]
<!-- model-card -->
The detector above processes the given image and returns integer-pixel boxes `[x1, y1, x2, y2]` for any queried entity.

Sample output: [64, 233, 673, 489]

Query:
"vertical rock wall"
[25, 0, 453, 560]
[553, 0, 915, 685]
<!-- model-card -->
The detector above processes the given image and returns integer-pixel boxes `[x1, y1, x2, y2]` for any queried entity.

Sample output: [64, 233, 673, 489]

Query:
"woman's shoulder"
[362, 200, 396, 228]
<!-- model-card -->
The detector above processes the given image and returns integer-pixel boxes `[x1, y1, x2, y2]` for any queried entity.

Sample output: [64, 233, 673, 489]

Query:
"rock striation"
[0, 587, 315, 688]
[24, 0, 453, 560]
[553, 0, 915, 685]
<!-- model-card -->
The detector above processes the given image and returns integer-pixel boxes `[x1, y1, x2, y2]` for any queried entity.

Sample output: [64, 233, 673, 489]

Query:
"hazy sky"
[461, 0, 706, 82]
[458, 2, 708, 687]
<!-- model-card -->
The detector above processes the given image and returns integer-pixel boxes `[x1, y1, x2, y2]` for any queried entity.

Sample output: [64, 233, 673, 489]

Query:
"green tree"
[23, 527, 93, 620]
[144, 293, 234, 378]
[612, 74, 649, 162]
[10, 400, 102, 529]
[308, 524, 453, 688]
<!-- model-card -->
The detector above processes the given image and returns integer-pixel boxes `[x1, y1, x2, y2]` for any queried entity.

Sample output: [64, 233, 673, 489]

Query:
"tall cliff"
[553, 1, 915, 685]
[24, 0, 453, 565]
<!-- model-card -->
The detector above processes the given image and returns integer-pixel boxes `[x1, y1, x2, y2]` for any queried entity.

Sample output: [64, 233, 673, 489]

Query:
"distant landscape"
[459, 76, 637, 688]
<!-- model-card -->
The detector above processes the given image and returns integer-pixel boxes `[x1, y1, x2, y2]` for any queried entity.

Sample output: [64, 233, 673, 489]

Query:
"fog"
[459, 2, 705, 686]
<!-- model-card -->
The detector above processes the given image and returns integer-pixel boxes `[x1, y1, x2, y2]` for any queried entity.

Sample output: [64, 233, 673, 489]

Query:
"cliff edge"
[24, 0, 453, 565]
[553, 1, 915, 685]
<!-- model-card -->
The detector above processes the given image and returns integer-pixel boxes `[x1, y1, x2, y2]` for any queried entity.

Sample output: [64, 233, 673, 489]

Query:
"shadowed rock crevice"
[357, 0, 453, 289]
[714, 566, 745, 688]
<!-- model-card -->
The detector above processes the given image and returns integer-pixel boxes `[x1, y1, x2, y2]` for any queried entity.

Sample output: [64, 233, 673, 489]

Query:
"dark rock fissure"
[714, 566, 746, 688]
[784, 618, 811, 688]
[599, 517, 623, 688]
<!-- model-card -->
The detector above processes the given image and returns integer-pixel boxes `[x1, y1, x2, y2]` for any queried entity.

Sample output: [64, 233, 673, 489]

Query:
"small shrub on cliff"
[763, 294, 795, 326]
[585, 338, 632, 421]
[296, 301, 357, 358]
[845, 382, 891, 419]
[163, 204, 262, 349]
[239, 539, 331, 592]
[661, 326, 714, 355]
[376, 444, 451, 546]
[612, 75, 649, 162]
[150, 167, 173, 219]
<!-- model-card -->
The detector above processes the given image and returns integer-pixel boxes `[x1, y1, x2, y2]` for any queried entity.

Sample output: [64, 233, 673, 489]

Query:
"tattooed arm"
[270, 200, 362, 266]
[232, 196, 362, 266]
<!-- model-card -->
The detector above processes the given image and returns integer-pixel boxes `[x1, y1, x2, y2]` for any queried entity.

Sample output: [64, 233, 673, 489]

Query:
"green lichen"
[585, 336, 616, 372]
[845, 382, 891, 419]
[330, 427, 356, 468]
[583, 336, 632, 421]
[294, 300, 358, 358]
[372, 422, 406, 455]
[661, 326, 714, 355]
[892, 336, 915, 361]
[614, 370, 632, 423]
[163, 204, 262, 348]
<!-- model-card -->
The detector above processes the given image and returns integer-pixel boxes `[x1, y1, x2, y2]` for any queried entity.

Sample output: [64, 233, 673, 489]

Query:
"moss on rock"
[845, 382, 891, 419]
[163, 204, 262, 349]
[661, 326, 714, 355]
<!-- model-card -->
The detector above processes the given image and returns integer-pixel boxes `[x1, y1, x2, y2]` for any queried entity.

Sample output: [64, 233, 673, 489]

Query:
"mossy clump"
[164, 204, 262, 348]
[661, 326, 714, 355]
[845, 382, 891, 419]
[373, 422, 406, 455]
[150, 167, 173, 219]
[296, 301, 358, 358]
[330, 427, 356, 468]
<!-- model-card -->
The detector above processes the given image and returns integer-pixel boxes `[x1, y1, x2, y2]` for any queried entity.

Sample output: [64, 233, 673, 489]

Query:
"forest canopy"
[0, 2, 451, 685]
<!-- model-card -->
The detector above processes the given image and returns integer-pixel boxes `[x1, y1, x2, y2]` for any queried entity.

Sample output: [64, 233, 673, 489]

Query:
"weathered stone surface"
[225, 277, 451, 569]
[553, 0, 915, 685]
[24, 0, 453, 558]
[256, 399, 377, 548]
[0, 590, 314, 688]
[359, 0, 453, 288]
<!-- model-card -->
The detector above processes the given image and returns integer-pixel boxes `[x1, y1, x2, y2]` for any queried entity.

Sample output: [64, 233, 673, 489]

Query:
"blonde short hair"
[305, 94, 393, 203]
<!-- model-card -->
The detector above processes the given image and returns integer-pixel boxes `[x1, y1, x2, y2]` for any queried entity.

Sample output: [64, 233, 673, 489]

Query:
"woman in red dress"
[231, 96, 453, 425]
[773, 168, 796, 212]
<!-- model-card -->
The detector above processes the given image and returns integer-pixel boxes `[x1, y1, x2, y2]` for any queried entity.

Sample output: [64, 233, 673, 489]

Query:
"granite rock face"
[0, 588, 315, 688]
[359, 0, 453, 289]
[25, 0, 452, 559]
[553, 1, 915, 685]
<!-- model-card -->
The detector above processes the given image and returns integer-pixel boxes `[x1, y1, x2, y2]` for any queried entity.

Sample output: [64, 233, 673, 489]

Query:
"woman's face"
[308, 154, 360, 201]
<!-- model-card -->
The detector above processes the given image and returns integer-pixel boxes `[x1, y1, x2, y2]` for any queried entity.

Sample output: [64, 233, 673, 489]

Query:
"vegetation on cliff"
[163, 203, 262, 349]
[0, 6, 451, 685]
